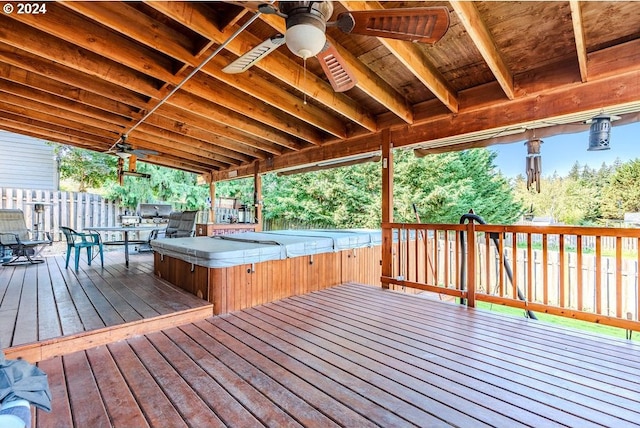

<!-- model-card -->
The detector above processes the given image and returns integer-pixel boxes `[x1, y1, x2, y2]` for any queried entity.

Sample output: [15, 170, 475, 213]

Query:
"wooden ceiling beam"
[0, 71, 255, 166]
[13, 3, 177, 84]
[0, 121, 109, 152]
[0, 43, 148, 110]
[0, 16, 162, 96]
[0, 52, 281, 159]
[0, 19, 307, 157]
[569, 0, 588, 83]
[65, 1, 349, 140]
[130, 124, 243, 167]
[0, 62, 139, 121]
[259, 13, 414, 124]
[146, 1, 378, 132]
[340, 1, 459, 114]
[450, 1, 515, 100]
[214, 60, 640, 180]
[153, 104, 285, 156]
[148, 104, 283, 159]
[0, 91, 124, 136]
[0, 102, 231, 170]
[181, 74, 325, 146]
[165, 91, 305, 152]
[144, 109, 270, 161]
[10, 5, 320, 149]
[0, 110, 212, 174]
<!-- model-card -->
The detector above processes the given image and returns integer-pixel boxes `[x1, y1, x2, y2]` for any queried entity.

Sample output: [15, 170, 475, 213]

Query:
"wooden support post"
[254, 161, 262, 231]
[209, 180, 216, 223]
[381, 129, 393, 289]
[117, 157, 124, 186]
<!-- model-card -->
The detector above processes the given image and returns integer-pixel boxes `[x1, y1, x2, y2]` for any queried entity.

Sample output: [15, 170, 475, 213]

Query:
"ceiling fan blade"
[338, 7, 450, 44]
[317, 43, 357, 92]
[132, 149, 159, 157]
[222, 35, 285, 74]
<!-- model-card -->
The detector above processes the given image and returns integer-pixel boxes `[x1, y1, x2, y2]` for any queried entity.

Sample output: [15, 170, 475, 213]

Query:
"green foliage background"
[55, 144, 639, 228]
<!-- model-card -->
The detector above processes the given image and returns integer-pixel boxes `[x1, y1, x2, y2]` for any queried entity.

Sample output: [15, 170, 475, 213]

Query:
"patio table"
[85, 225, 161, 267]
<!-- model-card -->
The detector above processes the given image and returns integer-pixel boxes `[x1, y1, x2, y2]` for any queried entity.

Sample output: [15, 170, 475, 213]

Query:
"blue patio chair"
[60, 226, 104, 271]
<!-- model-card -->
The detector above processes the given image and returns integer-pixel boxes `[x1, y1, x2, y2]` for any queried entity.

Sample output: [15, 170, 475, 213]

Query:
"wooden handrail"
[382, 222, 640, 333]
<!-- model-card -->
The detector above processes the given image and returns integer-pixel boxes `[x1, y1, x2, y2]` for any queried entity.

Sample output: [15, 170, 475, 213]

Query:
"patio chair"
[60, 226, 104, 271]
[174, 210, 197, 238]
[164, 211, 183, 238]
[137, 228, 159, 253]
[0, 209, 52, 266]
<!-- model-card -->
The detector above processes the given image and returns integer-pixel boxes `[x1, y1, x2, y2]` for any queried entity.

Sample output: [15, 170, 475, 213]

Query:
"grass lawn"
[476, 301, 639, 343]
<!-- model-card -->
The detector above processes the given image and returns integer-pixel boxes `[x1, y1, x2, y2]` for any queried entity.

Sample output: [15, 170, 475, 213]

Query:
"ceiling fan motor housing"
[281, 1, 334, 58]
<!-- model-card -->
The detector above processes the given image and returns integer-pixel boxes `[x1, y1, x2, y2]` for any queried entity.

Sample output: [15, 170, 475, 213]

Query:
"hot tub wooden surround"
[153, 231, 382, 315]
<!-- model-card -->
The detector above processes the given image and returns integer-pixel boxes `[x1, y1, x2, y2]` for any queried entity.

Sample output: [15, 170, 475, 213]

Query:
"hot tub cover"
[270, 229, 375, 250]
[150, 236, 283, 268]
[215, 232, 335, 257]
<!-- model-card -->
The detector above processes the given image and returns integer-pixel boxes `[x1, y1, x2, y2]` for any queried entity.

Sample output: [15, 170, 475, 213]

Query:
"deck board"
[2, 251, 212, 359]
[29, 282, 640, 428]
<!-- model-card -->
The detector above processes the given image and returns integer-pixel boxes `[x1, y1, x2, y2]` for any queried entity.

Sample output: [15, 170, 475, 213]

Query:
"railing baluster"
[415, 226, 420, 283]
[559, 234, 565, 308]
[542, 234, 548, 305]
[577, 235, 583, 311]
[498, 231, 504, 297]
[616, 236, 622, 319]
[444, 231, 450, 288]
[527, 233, 533, 302]
[637, 238, 640, 322]
[485, 232, 491, 294]
[431, 229, 440, 285]
[511, 232, 518, 300]
[595, 236, 602, 315]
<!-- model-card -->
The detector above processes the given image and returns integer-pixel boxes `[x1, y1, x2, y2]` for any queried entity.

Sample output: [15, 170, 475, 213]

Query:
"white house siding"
[0, 131, 57, 190]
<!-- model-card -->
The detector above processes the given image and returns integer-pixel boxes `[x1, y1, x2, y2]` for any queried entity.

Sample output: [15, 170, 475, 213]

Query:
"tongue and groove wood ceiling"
[0, 1, 639, 180]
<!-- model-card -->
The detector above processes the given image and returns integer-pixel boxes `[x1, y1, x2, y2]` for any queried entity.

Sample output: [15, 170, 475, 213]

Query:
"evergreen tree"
[601, 159, 640, 218]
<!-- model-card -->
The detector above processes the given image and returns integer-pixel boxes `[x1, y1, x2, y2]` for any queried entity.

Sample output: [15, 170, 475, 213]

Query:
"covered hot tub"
[152, 229, 382, 314]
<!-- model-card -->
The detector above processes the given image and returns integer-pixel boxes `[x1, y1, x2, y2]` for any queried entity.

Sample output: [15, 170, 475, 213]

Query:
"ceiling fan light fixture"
[116, 151, 132, 159]
[285, 23, 326, 59]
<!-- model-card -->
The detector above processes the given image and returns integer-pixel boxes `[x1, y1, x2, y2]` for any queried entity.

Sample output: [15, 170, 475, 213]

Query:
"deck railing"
[381, 222, 640, 332]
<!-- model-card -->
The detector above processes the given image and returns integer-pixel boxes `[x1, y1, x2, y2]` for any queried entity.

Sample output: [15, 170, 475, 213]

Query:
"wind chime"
[525, 138, 543, 193]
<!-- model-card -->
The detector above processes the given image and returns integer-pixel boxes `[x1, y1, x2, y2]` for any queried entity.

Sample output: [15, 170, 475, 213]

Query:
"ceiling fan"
[106, 135, 158, 159]
[223, 2, 450, 92]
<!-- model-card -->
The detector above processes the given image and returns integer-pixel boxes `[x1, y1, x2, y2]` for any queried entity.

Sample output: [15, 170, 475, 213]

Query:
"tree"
[55, 145, 117, 192]
[228, 148, 521, 229]
[512, 160, 616, 225]
[105, 162, 209, 211]
[394, 149, 522, 224]
[601, 159, 640, 219]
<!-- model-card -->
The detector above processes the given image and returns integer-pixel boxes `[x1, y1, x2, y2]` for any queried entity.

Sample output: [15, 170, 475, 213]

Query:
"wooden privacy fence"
[0, 187, 121, 241]
[382, 222, 640, 333]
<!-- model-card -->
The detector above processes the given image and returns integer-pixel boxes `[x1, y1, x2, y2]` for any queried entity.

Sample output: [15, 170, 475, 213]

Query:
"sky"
[492, 121, 640, 178]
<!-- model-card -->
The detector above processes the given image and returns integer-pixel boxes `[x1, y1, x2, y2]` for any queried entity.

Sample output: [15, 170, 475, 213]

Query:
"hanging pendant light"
[586, 113, 620, 151]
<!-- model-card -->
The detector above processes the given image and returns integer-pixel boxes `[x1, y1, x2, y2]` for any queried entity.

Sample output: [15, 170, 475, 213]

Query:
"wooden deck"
[32, 282, 640, 427]
[1, 250, 213, 361]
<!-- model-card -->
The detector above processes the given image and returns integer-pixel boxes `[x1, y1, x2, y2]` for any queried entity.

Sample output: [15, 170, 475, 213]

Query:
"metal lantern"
[587, 114, 612, 151]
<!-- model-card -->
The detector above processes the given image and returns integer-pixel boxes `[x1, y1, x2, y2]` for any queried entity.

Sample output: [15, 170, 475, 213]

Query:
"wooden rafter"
[340, 1, 459, 113]
[450, 1, 515, 100]
[569, 0, 589, 82]
[146, 1, 378, 133]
